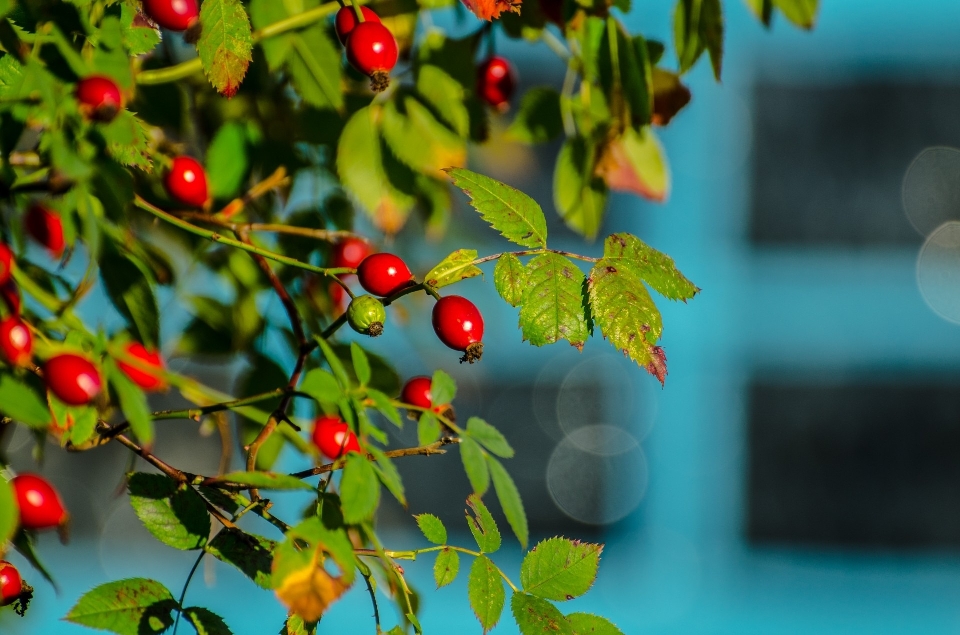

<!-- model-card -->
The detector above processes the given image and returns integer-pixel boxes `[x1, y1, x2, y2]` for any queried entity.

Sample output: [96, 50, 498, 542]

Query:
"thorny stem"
[356, 545, 520, 592]
[136, 0, 370, 85]
[359, 566, 381, 630]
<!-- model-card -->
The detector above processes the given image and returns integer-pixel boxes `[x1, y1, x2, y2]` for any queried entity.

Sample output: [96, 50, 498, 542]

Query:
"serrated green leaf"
[12, 531, 56, 588]
[430, 370, 456, 406]
[382, 96, 466, 177]
[0, 476, 18, 545]
[300, 368, 342, 407]
[206, 528, 276, 589]
[197, 0, 253, 97]
[418, 410, 442, 446]
[417, 65, 470, 137]
[487, 456, 528, 550]
[494, 254, 526, 307]
[468, 555, 505, 632]
[466, 417, 513, 458]
[518, 253, 589, 349]
[214, 471, 314, 491]
[108, 361, 154, 445]
[67, 403, 99, 447]
[415, 514, 447, 545]
[100, 242, 159, 348]
[350, 342, 371, 386]
[460, 436, 490, 495]
[340, 453, 379, 523]
[772, 0, 818, 28]
[466, 494, 501, 553]
[128, 473, 210, 550]
[674, 0, 723, 79]
[701, 0, 723, 80]
[281, 615, 319, 635]
[434, 548, 459, 588]
[370, 446, 405, 506]
[445, 168, 548, 248]
[207, 122, 248, 199]
[424, 249, 482, 288]
[511, 592, 575, 635]
[65, 578, 177, 635]
[366, 387, 402, 427]
[520, 537, 602, 601]
[567, 613, 626, 635]
[506, 87, 563, 144]
[0, 373, 50, 428]
[184, 607, 233, 635]
[120, 4, 161, 56]
[588, 258, 664, 374]
[93, 17, 134, 88]
[602, 233, 697, 300]
[555, 136, 608, 240]
[104, 111, 153, 170]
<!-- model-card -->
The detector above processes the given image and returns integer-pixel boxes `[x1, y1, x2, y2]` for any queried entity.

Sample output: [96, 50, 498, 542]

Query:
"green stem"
[133, 196, 351, 279]
[390, 400, 465, 435]
[358, 545, 521, 592]
[136, 0, 369, 85]
[150, 389, 292, 421]
[468, 248, 599, 268]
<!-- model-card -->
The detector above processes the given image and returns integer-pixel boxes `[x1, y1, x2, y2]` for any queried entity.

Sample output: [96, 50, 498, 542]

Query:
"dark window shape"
[750, 81, 960, 245]
[747, 380, 960, 547]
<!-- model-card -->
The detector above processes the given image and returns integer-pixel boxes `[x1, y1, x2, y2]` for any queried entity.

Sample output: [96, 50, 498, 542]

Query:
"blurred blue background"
[11, 0, 960, 633]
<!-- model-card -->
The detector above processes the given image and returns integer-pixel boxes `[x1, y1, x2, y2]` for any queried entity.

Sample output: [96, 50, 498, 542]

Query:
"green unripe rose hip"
[348, 294, 386, 337]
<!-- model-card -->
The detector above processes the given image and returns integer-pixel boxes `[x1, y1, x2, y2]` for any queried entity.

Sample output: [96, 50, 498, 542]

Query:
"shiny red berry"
[0, 317, 32, 367]
[75, 75, 123, 122]
[0, 243, 12, 286]
[0, 280, 20, 315]
[477, 56, 517, 110]
[0, 562, 21, 606]
[432, 295, 484, 362]
[12, 473, 68, 530]
[311, 415, 362, 460]
[332, 238, 372, 270]
[117, 342, 166, 391]
[143, 0, 199, 31]
[357, 253, 413, 297]
[335, 6, 381, 45]
[401, 376, 439, 410]
[346, 22, 398, 92]
[44, 353, 102, 406]
[25, 205, 65, 257]
[165, 156, 209, 208]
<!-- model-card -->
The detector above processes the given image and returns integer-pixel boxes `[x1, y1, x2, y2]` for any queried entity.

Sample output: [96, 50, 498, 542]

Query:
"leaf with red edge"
[197, 0, 253, 97]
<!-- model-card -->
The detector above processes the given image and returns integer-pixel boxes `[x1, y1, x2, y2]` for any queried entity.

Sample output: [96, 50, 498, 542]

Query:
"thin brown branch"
[112, 433, 187, 483]
[178, 213, 363, 243]
[288, 438, 459, 480]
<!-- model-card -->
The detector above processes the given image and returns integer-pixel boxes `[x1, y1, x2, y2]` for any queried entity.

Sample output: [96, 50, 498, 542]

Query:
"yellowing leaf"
[596, 127, 669, 202]
[275, 551, 348, 623]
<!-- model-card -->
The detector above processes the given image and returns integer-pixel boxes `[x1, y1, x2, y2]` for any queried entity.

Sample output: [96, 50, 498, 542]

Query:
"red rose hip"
[311, 415, 362, 459]
[44, 353, 102, 405]
[0, 243, 12, 286]
[346, 21, 398, 92]
[335, 6, 381, 45]
[357, 253, 413, 297]
[117, 342, 166, 391]
[75, 75, 123, 122]
[432, 295, 484, 363]
[143, 0, 199, 31]
[25, 205, 65, 257]
[401, 376, 439, 411]
[0, 562, 22, 606]
[332, 238, 372, 270]
[0, 317, 32, 366]
[12, 473, 68, 530]
[165, 156, 209, 208]
[476, 56, 517, 110]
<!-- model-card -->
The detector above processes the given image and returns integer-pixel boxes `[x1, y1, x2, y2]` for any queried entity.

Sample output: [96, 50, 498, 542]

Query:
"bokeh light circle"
[917, 221, 960, 324]
[902, 147, 960, 237]
[546, 425, 647, 525]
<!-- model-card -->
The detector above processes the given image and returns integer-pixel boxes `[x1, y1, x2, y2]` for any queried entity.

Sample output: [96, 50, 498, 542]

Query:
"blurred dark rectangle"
[747, 380, 960, 547]
[750, 81, 960, 245]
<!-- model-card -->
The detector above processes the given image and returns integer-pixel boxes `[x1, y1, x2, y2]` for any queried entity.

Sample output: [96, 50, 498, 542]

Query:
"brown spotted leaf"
[518, 253, 589, 349]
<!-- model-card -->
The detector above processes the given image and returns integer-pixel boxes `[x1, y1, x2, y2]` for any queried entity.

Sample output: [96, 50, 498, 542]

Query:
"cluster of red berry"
[0, 474, 69, 606]
[335, 5, 399, 93]
[330, 238, 484, 361]
[311, 374, 448, 459]
[0, 244, 166, 404]
[476, 56, 517, 111]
